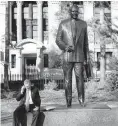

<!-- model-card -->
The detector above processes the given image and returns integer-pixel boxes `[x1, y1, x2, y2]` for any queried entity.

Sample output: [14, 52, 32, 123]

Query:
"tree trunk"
[100, 38, 106, 86]
[100, 5, 106, 86]
[4, 2, 10, 90]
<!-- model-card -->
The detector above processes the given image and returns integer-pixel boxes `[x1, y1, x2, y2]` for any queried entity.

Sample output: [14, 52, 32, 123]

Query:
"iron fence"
[1, 71, 64, 90]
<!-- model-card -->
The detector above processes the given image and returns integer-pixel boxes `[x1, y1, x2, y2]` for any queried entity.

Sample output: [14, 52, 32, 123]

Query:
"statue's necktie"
[72, 20, 77, 44]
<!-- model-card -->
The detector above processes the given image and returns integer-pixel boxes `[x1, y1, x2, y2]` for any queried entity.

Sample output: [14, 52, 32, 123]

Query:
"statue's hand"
[84, 60, 87, 65]
[66, 46, 74, 52]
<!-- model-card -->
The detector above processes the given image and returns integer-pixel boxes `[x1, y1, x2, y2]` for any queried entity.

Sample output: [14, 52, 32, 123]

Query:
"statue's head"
[69, 4, 79, 20]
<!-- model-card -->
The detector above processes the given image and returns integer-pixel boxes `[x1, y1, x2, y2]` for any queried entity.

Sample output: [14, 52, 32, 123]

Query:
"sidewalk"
[1, 101, 118, 126]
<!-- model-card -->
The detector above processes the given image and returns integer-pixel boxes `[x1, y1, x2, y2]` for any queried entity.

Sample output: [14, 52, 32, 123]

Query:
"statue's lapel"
[67, 19, 73, 44]
[65, 19, 83, 45]
[75, 20, 83, 44]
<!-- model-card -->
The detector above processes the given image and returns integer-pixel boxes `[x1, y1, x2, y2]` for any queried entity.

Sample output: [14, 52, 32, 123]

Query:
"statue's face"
[70, 6, 79, 19]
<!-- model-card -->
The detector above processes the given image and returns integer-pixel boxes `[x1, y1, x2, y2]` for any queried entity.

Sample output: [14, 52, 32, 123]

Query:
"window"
[11, 54, 16, 68]
[12, 3, 17, 41]
[23, 17, 38, 40]
[94, 2, 111, 24]
[43, 2, 48, 40]
[97, 52, 100, 70]
[106, 52, 112, 70]
[97, 52, 112, 70]
[23, 2, 38, 39]
[32, 19, 38, 39]
[33, 4, 37, 19]
[33, 4, 38, 39]
[43, 18, 48, 31]
[23, 19, 38, 39]
[26, 58, 36, 66]
[44, 54, 48, 68]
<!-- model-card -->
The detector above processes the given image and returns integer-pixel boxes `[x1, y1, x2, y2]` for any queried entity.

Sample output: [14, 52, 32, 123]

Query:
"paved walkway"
[1, 101, 118, 126]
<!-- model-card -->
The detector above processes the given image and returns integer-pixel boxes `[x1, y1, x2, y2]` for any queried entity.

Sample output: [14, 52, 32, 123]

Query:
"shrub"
[44, 80, 58, 90]
[1, 89, 18, 99]
[108, 56, 118, 71]
[105, 71, 118, 91]
[104, 56, 118, 91]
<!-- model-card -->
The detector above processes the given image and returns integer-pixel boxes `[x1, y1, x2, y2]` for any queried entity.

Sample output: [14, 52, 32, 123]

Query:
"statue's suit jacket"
[56, 18, 89, 62]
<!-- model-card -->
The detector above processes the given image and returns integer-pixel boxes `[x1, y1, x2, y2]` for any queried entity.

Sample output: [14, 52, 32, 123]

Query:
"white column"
[84, 1, 94, 47]
[37, 1, 43, 43]
[48, 1, 61, 52]
[36, 1, 44, 73]
[84, 1, 93, 21]
[17, 1, 22, 43]
[9, 2, 13, 42]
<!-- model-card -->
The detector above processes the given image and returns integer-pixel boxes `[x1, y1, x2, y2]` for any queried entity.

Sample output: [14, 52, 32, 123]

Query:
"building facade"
[0, 1, 118, 83]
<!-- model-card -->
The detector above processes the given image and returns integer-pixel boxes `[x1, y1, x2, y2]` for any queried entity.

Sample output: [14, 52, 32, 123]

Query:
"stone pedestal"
[26, 104, 118, 126]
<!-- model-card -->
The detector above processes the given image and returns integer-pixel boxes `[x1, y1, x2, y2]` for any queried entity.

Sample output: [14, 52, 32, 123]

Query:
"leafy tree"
[88, 1, 118, 85]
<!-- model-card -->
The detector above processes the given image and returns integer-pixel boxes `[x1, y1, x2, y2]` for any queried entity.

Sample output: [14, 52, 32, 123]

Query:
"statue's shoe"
[67, 104, 71, 108]
[79, 99, 85, 107]
[66, 100, 72, 108]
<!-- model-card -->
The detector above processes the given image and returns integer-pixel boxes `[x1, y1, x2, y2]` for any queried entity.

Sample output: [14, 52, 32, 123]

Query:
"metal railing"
[1, 69, 65, 90]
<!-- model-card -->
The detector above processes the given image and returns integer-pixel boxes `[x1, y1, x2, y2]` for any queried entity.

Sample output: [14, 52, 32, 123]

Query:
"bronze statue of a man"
[56, 4, 89, 107]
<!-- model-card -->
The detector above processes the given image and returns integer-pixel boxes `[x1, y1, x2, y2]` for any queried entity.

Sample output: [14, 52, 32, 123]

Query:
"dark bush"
[105, 56, 118, 91]
[108, 56, 118, 71]
[105, 71, 118, 91]
[1, 89, 18, 99]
